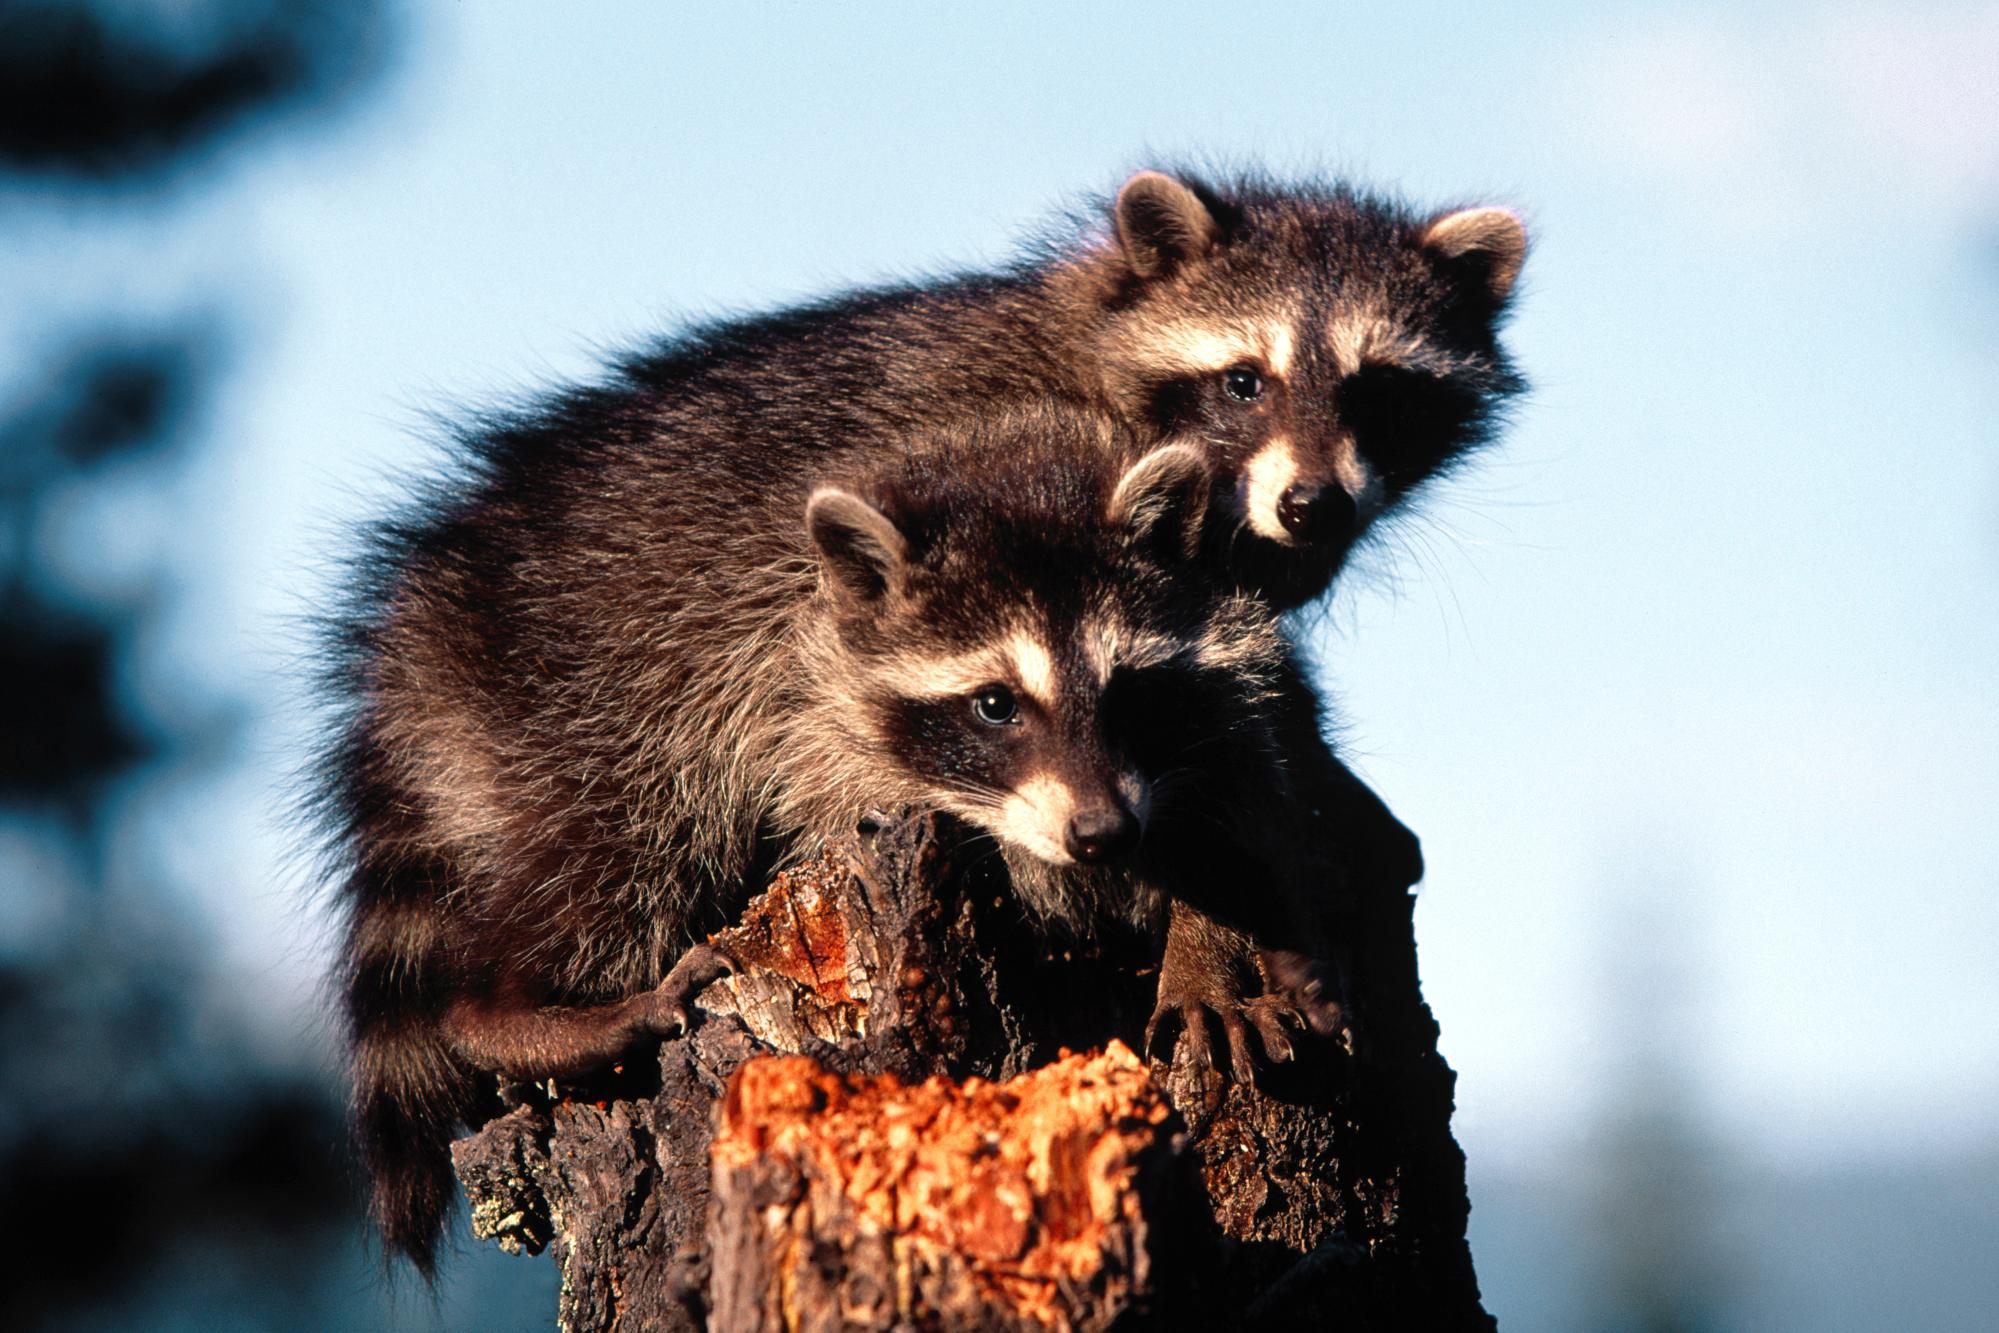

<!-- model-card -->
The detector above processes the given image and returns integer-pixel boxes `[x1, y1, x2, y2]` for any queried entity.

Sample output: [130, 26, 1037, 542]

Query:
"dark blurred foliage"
[0, 334, 206, 813]
[0, 0, 387, 180]
[0, 324, 363, 1328]
[0, 2, 393, 1327]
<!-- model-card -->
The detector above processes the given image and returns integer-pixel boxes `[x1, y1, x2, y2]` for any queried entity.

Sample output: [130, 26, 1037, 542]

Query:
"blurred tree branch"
[0, 0, 389, 180]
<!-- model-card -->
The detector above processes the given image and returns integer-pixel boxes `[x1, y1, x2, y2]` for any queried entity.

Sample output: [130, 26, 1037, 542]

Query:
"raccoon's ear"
[1419, 207, 1528, 306]
[1114, 171, 1219, 279]
[807, 488, 909, 602]
[1109, 443, 1210, 558]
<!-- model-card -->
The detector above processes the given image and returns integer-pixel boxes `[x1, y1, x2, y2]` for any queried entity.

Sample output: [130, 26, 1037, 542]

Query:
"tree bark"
[451, 811, 1494, 1330]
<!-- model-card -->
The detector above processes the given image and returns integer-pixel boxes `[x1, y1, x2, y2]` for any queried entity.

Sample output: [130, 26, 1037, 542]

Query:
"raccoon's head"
[1090, 169, 1528, 608]
[800, 432, 1285, 927]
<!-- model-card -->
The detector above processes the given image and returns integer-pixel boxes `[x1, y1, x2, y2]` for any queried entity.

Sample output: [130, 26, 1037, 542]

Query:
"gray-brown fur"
[311, 165, 1503, 1270]
[317, 406, 1377, 1272]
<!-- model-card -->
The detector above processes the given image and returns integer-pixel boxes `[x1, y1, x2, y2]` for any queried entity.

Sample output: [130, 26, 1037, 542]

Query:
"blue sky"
[12, 0, 1994, 1185]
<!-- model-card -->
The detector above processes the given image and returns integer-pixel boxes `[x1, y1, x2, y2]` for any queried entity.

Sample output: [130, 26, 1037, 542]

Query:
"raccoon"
[424, 166, 1525, 611]
[1092, 171, 1529, 606]
[317, 404, 1385, 1272]
[319, 164, 1509, 1269]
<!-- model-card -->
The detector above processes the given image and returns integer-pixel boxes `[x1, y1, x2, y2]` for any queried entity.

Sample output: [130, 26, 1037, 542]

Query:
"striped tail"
[343, 858, 481, 1276]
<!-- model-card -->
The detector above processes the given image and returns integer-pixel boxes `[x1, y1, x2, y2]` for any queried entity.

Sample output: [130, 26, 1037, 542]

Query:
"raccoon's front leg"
[1145, 901, 1314, 1082]
[646, 941, 738, 1034]
[441, 944, 735, 1079]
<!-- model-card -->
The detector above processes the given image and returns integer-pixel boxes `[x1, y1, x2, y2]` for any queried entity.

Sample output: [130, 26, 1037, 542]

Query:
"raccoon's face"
[805, 443, 1283, 921]
[1096, 171, 1528, 608]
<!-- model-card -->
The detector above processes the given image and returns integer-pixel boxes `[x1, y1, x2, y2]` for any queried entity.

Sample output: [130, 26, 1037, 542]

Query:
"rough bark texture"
[450, 812, 1493, 1330]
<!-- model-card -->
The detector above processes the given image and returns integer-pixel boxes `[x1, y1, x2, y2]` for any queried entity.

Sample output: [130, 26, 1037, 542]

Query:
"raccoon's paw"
[640, 943, 736, 1037]
[1144, 967, 1298, 1085]
[1145, 996, 1251, 1085]
[1257, 947, 1350, 1045]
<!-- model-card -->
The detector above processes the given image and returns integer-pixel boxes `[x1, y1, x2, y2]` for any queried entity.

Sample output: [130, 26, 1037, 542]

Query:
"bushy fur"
[316, 406, 1357, 1271]
[310, 165, 1505, 1270]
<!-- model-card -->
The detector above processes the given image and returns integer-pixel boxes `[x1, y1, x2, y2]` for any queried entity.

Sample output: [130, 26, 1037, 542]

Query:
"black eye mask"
[1337, 365, 1485, 484]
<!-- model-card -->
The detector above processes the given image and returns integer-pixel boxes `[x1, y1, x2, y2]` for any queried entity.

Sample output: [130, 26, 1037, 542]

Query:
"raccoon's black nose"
[1066, 807, 1138, 865]
[1276, 483, 1356, 543]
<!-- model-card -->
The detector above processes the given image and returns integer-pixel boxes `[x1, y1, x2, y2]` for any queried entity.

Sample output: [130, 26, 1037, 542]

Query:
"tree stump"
[450, 811, 1494, 1330]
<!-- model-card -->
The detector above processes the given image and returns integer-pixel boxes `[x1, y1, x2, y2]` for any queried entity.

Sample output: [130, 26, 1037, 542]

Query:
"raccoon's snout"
[1065, 805, 1139, 865]
[1276, 481, 1357, 543]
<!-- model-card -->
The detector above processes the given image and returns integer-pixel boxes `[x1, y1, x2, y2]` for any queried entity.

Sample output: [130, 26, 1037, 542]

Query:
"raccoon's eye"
[1222, 365, 1265, 403]
[971, 685, 1020, 727]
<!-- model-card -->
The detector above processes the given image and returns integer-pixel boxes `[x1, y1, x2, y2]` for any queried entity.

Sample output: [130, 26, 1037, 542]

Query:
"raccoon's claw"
[1258, 947, 1348, 1042]
[1151, 999, 1255, 1087]
[644, 943, 736, 1036]
[1145, 942, 1353, 1084]
[1145, 994, 1280, 1085]
[1241, 995, 1300, 1064]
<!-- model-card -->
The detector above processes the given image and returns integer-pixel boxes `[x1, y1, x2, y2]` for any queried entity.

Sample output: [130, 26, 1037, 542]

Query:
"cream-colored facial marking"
[1081, 616, 1186, 684]
[1007, 633, 1057, 709]
[1325, 310, 1433, 379]
[994, 773, 1078, 866]
[1133, 324, 1259, 374]
[1329, 435, 1370, 497]
[879, 648, 1011, 701]
[877, 630, 1061, 710]
[1123, 316, 1299, 378]
[1082, 618, 1117, 685]
[1242, 437, 1300, 542]
[1267, 322, 1296, 379]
